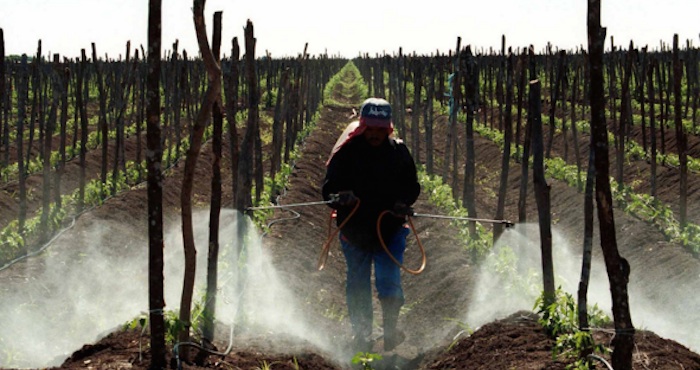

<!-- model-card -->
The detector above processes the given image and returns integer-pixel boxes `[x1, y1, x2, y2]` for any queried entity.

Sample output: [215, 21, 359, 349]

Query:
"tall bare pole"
[530, 79, 555, 304]
[203, 9, 224, 346]
[588, 1, 634, 368]
[146, 0, 166, 368]
[177, 0, 222, 361]
[493, 50, 514, 242]
[673, 34, 688, 227]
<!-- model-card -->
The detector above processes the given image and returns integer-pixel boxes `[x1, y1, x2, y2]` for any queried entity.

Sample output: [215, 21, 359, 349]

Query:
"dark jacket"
[322, 134, 420, 250]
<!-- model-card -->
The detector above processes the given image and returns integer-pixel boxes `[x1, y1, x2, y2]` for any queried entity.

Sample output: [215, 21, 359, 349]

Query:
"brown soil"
[2, 75, 700, 370]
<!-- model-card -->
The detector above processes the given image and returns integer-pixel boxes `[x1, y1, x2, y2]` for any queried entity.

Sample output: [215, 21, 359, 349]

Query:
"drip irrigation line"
[0, 203, 95, 272]
[0, 157, 185, 272]
[0, 215, 76, 272]
[0, 189, 134, 272]
[262, 207, 302, 238]
[172, 227, 253, 370]
[173, 326, 235, 370]
[171, 289, 239, 368]
[243, 180, 315, 237]
[587, 354, 614, 370]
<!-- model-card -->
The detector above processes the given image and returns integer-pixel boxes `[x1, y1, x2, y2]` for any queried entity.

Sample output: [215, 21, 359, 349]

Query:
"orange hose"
[317, 199, 360, 271]
[376, 210, 426, 275]
[317, 204, 426, 276]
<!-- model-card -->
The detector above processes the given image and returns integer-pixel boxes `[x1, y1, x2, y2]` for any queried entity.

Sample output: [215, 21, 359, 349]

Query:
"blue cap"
[360, 98, 392, 121]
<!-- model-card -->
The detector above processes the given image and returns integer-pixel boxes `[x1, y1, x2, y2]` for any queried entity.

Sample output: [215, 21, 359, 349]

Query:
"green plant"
[443, 317, 473, 351]
[351, 352, 382, 370]
[323, 303, 346, 322]
[534, 288, 609, 369]
[323, 61, 368, 107]
[0, 336, 21, 369]
[488, 245, 540, 298]
[250, 85, 328, 229]
[123, 315, 149, 362]
[141, 298, 207, 345]
[163, 310, 186, 344]
[536, 288, 578, 337]
[474, 113, 700, 256]
[417, 166, 493, 257]
[255, 360, 282, 370]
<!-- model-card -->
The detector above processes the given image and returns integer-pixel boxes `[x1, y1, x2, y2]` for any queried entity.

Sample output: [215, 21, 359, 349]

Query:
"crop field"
[1, 11, 700, 370]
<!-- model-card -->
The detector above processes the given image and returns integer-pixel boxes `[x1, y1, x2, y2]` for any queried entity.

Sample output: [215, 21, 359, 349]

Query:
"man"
[322, 97, 420, 352]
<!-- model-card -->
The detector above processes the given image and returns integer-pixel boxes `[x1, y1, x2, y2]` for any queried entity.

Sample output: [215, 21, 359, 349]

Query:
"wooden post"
[673, 34, 688, 227]
[588, 1, 635, 367]
[178, 0, 223, 361]
[203, 10, 224, 346]
[463, 46, 478, 241]
[648, 57, 658, 198]
[529, 78, 555, 304]
[146, 1, 166, 367]
[494, 50, 514, 242]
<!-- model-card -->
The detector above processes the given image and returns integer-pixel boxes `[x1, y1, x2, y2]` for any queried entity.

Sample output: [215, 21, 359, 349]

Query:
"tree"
[517, 48, 535, 226]
[91, 43, 110, 200]
[529, 78, 555, 306]
[234, 20, 257, 213]
[225, 38, 240, 209]
[462, 46, 478, 242]
[493, 50, 514, 242]
[202, 9, 224, 347]
[588, 1, 635, 368]
[146, 0, 166, 368]
[673, 34, 688, 228]
[39, 55, 59, 243]
[0, 28, 6, 167]
[17, 55, 28, 243]
[177, 0, 222, 361]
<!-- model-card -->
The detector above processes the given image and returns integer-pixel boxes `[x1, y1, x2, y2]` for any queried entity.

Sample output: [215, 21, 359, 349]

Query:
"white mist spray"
[466, 222, 611, 329]
[465, 222, 700, 352]
[164, 209, 340, 357]
[0, 217, 149, 368]
[0, 208, 339, 368]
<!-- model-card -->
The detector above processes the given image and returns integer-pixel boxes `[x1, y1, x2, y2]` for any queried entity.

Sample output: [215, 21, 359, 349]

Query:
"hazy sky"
[1, 0, 699, 59]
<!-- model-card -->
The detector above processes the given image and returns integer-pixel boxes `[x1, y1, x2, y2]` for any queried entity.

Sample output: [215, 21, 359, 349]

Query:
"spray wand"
[244, 196, 517, 277]
[245, 194, 340, 211]
[245, 195, 515, 228]
[409, 212, 515, 228]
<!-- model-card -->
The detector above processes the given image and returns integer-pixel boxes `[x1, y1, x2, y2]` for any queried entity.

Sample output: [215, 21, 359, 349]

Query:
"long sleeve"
[322, 147, 352, 207]
[397, 144, 420, 206]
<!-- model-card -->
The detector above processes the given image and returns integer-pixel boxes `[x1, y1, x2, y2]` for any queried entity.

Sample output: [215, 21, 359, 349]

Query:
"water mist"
[0, 209, 339, 368]
[465, 222, 699, 352]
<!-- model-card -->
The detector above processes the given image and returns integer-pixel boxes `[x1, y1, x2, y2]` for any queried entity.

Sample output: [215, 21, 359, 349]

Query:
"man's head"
[359, 98, 393, 147]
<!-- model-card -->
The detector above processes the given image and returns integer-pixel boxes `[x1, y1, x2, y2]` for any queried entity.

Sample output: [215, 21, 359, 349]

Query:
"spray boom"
[410, 212, 515, 228]
[245, 194, 341, 211]
[246, 197, 515, 228]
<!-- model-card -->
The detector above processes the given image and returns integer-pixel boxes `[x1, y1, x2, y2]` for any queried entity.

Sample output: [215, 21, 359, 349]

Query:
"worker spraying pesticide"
[246, 98, 513, 358]
[322, 98, 420, 353]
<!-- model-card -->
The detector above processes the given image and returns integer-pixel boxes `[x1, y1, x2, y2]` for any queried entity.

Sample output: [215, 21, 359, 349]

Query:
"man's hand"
[331, 191, 358, 207]
[392, 201, 414, 217]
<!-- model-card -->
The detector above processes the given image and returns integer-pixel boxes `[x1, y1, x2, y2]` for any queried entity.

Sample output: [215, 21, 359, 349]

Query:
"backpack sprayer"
[246, 194, 515, 274]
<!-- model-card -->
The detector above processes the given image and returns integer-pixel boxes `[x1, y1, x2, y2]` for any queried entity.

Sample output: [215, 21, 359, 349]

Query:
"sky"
[1, 0, 699, 59]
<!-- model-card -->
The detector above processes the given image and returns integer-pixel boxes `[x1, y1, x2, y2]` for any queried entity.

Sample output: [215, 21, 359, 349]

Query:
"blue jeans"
[340, 227, 409, 338]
